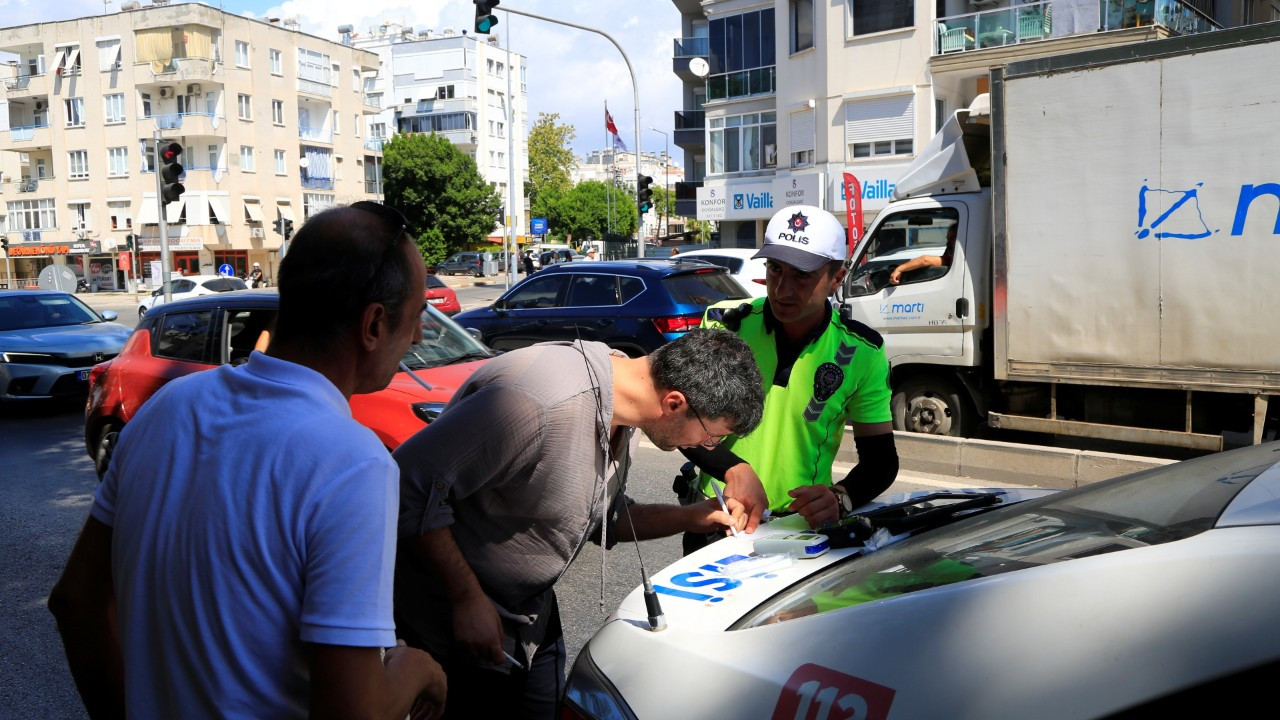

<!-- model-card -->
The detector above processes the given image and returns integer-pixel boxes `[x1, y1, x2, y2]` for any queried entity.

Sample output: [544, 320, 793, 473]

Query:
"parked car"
[539, 249, 585, 267]
[564, 442, 1280, 719]
[673, 248, 767, 298]
[0, 290, 133, 402]
[452, 259, 750, 356]
[137, 274, 248, 318]
[435, 252, 487, 277]
[425, 274, 462, 316]
[85, 290, 493, 476]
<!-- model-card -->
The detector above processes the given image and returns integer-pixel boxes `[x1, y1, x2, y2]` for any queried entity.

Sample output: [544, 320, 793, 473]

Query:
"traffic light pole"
[154, 131, 174, 303]
[496, 6, 645, 259]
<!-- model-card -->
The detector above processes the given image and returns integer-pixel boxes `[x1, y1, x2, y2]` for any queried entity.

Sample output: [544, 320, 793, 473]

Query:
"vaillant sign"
[698, 174, 824, 221]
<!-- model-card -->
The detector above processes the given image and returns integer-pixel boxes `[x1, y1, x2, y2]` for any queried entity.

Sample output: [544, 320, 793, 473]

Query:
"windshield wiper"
[444, 351, 492, 365]
[824, 492, 1005, 548]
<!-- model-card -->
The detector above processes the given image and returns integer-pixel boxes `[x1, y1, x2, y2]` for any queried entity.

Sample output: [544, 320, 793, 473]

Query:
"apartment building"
[349, 21, 529, 245]
[672, 0, 1251, 249]
[573, 148, 687, 238]
[0, 1, 382, 289]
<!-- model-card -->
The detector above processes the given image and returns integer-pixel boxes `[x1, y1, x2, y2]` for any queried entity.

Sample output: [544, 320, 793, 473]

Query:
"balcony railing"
[153, 111, 225, 130]
[937, 0, 1219, 55]
[674, 180, 703, 201]
[364, 180, 383, 195]
[301, 176, 334, 190]
[706, 66, 775, 102]
[363, 138, 386, 151]
[3, 73, 42, 91]
[298, 78, 333, 97]
[363, 93, 382, 109]
[9, 123, 49, 142]
[675, 110, 705, 131]
[298, 126, 333, 143]
[673, 37, 709, 57]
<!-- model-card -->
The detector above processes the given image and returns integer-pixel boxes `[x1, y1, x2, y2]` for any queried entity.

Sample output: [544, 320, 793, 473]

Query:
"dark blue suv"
[452, 259, 750, 356]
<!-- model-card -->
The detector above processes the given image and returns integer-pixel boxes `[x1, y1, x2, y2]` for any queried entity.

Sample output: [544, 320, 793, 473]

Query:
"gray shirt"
[394, 341, 633, 659]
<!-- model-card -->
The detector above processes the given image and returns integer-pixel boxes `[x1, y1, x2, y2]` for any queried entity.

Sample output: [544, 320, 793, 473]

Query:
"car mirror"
[466, 327, 484, 342]
[101, 310, 118, 321]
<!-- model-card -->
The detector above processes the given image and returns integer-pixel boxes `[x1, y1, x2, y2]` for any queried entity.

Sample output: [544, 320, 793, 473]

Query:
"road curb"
[837, 431, 1175, 488]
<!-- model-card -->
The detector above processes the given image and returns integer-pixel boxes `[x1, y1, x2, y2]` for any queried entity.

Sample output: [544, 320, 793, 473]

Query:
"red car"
[85, 289, 493, 477]
[425, 273, 462, 316]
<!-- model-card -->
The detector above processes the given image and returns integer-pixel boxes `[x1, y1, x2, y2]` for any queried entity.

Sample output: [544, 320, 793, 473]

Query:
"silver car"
[565, 441, 1280, 719]
[0, 290, 132, 401]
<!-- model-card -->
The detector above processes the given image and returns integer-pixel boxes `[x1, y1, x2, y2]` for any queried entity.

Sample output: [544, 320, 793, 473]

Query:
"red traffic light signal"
[159, 142, 185, 203]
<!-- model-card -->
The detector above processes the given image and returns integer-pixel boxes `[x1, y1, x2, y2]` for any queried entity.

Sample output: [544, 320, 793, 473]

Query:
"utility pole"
[154, 132, 174, 303]
[496, 6, 645, 258]
[504, 15, 518, 289]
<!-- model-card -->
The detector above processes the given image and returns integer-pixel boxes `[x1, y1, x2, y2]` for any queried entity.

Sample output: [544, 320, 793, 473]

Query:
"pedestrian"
[523, 251, 535, 275]
[679, 204, 899, 553]
[50, 202, 446, 720]
[585, 247, 598, 261]
[247, 261, 265, 288]
[393, 329, 767, 719]
[670, 246, 680, 257]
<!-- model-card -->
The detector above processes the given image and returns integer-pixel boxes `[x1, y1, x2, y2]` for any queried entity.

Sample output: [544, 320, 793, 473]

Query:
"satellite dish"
[298, 157, 310, 168]
[689, 57, 709, 78]
[38, 264, 78, 293]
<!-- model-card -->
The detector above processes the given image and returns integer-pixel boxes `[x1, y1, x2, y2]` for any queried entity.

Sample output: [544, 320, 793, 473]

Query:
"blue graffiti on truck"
[1137, 180, 1280, 239]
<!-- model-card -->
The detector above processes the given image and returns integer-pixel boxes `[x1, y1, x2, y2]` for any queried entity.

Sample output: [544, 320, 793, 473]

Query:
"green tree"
[652, 185, 673, 238]
[685, 219, 716, 244]
[527, 113, 576, 214]
[542, 180, 636, 243]
[382, 133, 502, 265]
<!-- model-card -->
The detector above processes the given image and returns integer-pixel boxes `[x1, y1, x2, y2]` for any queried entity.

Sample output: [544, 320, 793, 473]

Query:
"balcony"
[363, 93, 382, 110]
[6, 122, 51, 149]
[363, 138, 386, 152]
[674, 180, 702, 219]
[298, 126, 333, 143]
[132, 56, 218, 86]
[936, 0, 1219, 56]
[300, 175, 334, 190]
[364, 180, 383, 195]
[673, 110, 705, 149]
[672, 36, 709, 81]
[4, 72, 47, 97]
[152, 111, 227, 136]
[706, 66, 775, 103]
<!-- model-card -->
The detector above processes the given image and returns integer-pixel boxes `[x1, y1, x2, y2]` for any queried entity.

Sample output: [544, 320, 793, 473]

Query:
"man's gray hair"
[649, 329, 765, 436]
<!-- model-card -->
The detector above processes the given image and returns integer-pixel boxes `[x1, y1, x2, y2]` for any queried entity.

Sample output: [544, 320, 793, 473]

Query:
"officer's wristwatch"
[831, 484, 855, 518]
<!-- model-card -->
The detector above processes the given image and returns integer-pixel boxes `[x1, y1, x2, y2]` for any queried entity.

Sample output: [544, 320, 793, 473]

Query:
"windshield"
[0, 293, 102, 330]
[662, 270, 750, 305]
[736, 444, 1276, 629]
[400, 305, 492, 370]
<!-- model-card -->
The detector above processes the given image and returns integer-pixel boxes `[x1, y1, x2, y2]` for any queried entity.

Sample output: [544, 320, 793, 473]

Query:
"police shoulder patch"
[836, 313, 884, 349]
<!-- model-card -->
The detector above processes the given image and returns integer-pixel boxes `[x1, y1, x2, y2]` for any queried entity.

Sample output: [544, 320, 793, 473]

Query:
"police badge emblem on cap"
[753, 204, 848, 273]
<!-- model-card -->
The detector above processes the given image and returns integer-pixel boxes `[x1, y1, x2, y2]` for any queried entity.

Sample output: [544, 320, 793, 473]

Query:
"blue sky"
[0, 0, 684, 159]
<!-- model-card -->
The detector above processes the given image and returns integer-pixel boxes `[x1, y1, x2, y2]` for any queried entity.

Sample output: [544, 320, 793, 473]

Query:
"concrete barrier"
[837, 431, 1175, 488]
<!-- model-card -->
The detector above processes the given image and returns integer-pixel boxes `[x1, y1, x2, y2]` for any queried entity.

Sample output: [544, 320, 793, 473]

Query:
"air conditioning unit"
[159, 87, 173, 98]
[250, 228, 264, 238]
[34, 100, 44, 111]
[187, 83, 202, 96]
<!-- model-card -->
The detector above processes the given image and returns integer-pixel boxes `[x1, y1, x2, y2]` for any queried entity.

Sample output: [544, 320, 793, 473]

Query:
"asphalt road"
[0, 388, 992, 719]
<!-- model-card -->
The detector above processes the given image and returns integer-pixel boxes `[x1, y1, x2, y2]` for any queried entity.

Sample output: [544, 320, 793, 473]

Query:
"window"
[352, 68, 361, 89]
[208, 144, 220, 171]
[156, 311, 215, 363]
[64, 97, 85, 127]
[371, 122, 386, 138]
[437, 84, 456, 100]
[55, 45, 82, 75]
[398, 112, 475, 134]
[7, 198, 57, 231]
[567, 275, 619, 307]
[790, 108, 815, 168]
[846, 95, 915, 159]
[69, 202, 90, 231]
[108, 147, 129, 177]
[848, 207, 959, 294]
[141, 141, 156, 173]
[709, 112, 777, 174]
[496, 61, 505, 78]
[504, 275, 568, 309]
[791, 0, 814, 53]
[240, 146, 255, 172]
[496, 121, 505, 138]
[333, 113, 340, 134]
[237, 94, 252, 120]
[847, 0, 915, 36]
[140, 92, 152, 119]
[271, 99, 284, 125]
[68, 150, 89, 180]
[303, 193, 335, 219]
[97, 39, 122, 71]
[269, 49, 282, 75]
[487, 59, 495, 75]
[108, 201, 132, 230]
[235, 41, 250, 68]
[274, 150, 286, 175]
[104, 93, 126, 123]
[707, 8, 776, 102]
[354, 114, 360, 137]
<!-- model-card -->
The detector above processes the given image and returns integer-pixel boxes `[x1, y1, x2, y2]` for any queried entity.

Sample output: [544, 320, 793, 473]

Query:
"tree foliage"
[527, 113, 577, 214]
[382, 133, 502, 265]
[540, 180, 636, 243]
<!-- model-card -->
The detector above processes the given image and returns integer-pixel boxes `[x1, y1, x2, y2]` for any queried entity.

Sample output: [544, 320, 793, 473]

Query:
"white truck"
[841, 23, 1280, 451]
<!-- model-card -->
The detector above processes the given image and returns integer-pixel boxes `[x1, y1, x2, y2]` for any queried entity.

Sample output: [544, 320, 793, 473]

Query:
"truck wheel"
[892, 375, 973, 437]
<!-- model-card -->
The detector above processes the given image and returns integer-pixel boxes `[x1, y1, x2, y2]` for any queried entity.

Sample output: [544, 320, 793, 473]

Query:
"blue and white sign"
[218, 263, 235, 276]
[530, 217, 548, 236]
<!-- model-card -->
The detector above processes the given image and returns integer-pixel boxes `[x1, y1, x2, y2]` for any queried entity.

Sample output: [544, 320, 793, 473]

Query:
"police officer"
[679, 204, 898, 553]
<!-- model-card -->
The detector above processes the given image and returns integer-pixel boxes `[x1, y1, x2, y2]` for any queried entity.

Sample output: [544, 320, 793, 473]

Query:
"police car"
[563, 442, 1280, 719]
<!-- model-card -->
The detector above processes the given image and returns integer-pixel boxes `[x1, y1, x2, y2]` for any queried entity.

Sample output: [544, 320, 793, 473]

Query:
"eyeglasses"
[689, 406, 728, 448]
[350, 200, 409, 247]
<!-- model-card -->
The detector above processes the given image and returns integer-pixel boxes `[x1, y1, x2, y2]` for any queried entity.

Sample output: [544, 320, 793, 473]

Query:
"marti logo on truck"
[1136, 180, 1280, 239]
[879, 301, 925, 320]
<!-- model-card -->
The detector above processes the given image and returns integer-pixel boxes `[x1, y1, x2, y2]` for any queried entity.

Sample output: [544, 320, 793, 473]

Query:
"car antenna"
[398, 361, 434, 391]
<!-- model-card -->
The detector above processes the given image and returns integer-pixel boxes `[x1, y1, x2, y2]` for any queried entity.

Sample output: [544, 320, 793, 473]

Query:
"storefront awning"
[243, 199, 265, 223]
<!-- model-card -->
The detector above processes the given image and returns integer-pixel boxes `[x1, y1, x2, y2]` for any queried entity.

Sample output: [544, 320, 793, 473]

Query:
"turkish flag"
[118, 252, 132, 269]
[605, 109, 619, 136]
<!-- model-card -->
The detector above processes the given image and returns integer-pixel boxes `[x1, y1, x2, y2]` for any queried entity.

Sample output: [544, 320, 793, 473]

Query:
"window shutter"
[845, 94, 915, 144]
[790, 108, 815, 154]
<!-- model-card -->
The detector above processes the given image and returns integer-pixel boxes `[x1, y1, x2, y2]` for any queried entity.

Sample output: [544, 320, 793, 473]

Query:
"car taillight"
[88, 363, 110, 389]
[652, 314, 702, 334]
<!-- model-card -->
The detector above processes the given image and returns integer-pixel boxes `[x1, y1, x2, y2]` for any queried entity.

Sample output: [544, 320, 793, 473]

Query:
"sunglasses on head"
[350, 201, 410, 245]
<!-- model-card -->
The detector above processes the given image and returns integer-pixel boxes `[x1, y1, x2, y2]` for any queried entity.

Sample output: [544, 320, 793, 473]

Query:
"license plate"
[77, 369, 91, 381]
[427, 297, 445, 304]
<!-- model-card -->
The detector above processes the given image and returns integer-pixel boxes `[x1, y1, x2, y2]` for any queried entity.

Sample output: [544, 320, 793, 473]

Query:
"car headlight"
[1, 352, 56, 363]
[562, 642, 637, 720]
[410, 401, 448, 423]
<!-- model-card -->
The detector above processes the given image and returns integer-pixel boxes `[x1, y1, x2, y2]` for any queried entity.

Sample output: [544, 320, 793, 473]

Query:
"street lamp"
[648, 127, 669, 244]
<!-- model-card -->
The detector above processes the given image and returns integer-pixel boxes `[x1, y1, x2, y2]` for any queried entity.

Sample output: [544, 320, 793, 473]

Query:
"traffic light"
[282, 218, 294, 241]
[124, 234, 134, 251]
[273, 217, 285, 236]
[1, 236, 8, 251]
[159, 142, 185, 203]
[637, 174, 654, 214]
[474, 0, 499, 34]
